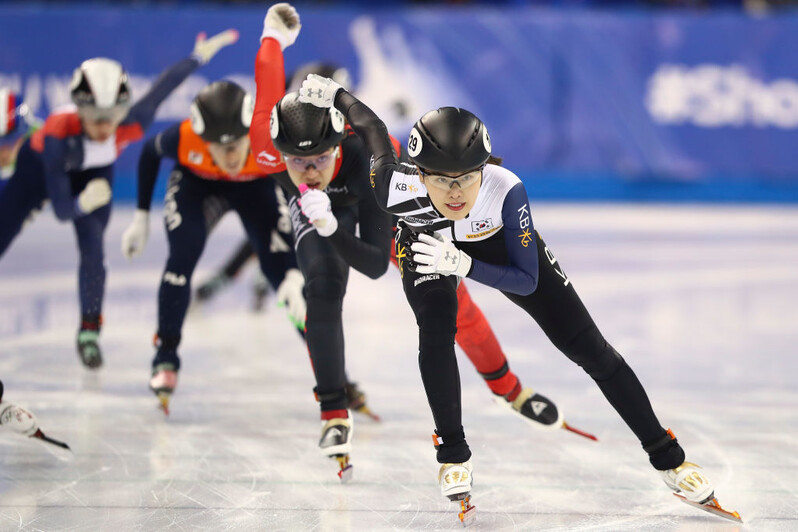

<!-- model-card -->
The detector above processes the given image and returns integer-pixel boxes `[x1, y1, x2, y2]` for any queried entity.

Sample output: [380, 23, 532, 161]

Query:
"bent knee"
[561, 325, 622, 381]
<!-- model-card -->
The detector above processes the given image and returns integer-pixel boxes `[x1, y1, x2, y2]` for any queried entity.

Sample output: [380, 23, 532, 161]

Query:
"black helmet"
[270, 92, 346, 156]
[190, 80, 254, 144]
[407, 107, 491, 174]
[69, 57, 132, 122]
[287, 62, 352, 93]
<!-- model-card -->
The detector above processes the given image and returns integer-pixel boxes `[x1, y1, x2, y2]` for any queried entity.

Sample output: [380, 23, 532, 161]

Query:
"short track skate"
[345, 382, 380, 422]
[674, 493, 743, 523]
[77, 329, 103, 369]
[1, 382, 71, 451]
[149, 366, 178, 416]
[319, 414, 354, 483]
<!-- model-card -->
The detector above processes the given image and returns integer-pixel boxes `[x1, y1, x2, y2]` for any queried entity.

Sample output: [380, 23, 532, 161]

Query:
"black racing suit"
[334, 89, 685, 470]
[271, 131, 393, 413]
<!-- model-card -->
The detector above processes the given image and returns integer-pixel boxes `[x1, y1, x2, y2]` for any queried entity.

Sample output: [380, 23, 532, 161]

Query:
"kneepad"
[305, 275, 346, 301]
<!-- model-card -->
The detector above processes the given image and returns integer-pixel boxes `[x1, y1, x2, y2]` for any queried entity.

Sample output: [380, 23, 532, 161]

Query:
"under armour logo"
[307, 88, 324, 98]
[444, 251, 456, 264]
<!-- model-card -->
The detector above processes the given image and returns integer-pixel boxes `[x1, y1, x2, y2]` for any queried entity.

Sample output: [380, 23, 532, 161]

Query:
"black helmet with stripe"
[190, 80, 254, 144]
[407, 107, 491, 174]
[270, 91, 346, 156]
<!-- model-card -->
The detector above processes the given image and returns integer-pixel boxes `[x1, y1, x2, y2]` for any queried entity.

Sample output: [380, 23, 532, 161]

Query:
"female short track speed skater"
[0, 30, 238, 370]
[266, 94, 594, 482]
[120, 79, 303, 415]
[264, 92, 393, 480]
[247, 3, 389, 481]
[298, 74, 742, 524]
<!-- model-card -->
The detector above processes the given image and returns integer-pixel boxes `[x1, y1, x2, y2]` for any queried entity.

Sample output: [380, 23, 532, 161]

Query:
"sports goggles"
[77, 103, 130, 124]
[419, 165, 483, 191]
[284, 147, 339, 172]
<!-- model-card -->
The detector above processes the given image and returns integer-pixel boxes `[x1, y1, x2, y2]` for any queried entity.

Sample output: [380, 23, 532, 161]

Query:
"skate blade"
[674, 493, 743, 523]
[156, 393, 171, 416]
[334, 454, 353, 483]
[353, 405, 381, 422]
[31, 429, 71, 451]
[457, 495, 476, 527]
[562, 421, 598, 441]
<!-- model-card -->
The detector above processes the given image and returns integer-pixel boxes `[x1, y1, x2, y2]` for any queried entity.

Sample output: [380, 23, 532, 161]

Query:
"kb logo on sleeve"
[517, 204, 532, 248]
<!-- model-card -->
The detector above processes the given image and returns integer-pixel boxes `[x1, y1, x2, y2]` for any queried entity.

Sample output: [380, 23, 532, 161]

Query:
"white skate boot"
[319, 412, 353, 482]
[661, 461, 714, 503]
[661, 459, 742, 522]
[438, 460, 476, 526]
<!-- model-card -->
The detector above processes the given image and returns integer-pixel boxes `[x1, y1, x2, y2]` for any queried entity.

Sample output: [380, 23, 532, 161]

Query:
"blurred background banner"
[2, 4, 797, 201]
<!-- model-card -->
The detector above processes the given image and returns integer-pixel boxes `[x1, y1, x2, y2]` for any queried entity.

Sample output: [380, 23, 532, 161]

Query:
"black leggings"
[290, 196, 358, 412]
[400, 231, 678, 466]
[153, 168, 294, 370]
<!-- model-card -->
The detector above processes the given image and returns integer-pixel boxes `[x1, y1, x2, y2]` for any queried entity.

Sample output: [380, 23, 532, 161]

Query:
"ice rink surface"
[1, 203, 797, 531]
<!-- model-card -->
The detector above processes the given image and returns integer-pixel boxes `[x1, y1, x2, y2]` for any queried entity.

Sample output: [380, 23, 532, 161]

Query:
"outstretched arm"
[250, 3, 301, 173]
[250, 37, 287, 172]
[125, 29, 239, 133]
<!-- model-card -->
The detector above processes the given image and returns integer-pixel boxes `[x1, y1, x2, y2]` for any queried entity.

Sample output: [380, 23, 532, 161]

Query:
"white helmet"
[69, 57, 131, 123]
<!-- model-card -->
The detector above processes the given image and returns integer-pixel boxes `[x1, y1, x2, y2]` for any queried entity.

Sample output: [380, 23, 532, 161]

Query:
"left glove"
[76, 178, 111, 215]
[276, 268, 306, 330]
[298, 73, 343, 109]
[192, 28, 239, 65]
[121, 209, 150, 260]
[261, 3, 301, 50]
[411, 232, 472, 277]
[299, 189, 338, 237]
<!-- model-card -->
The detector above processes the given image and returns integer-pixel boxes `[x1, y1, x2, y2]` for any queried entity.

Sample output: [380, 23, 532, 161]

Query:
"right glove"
[261, 3, 301, 50]
[299, 73, 343, 109]
[276, 268, 306, 331]
[121, 209, 150, 260]
[299, 187, 338, 237]
[192, 28, 239, 65]
[411, 232, 473, 277]
[76, 178, 111, 215]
